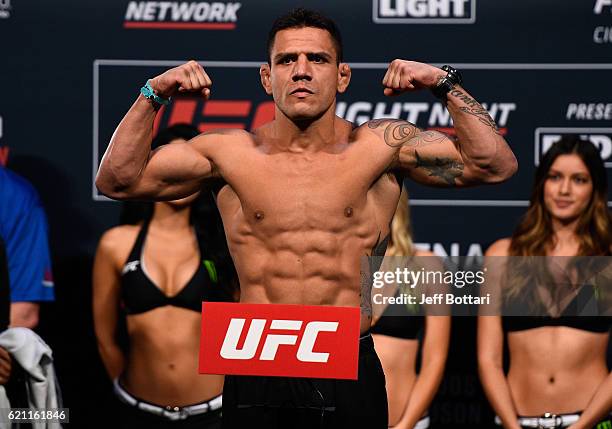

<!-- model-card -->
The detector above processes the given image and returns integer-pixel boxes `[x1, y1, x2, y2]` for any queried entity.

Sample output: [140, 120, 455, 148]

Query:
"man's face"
[262, 27, 349, 122]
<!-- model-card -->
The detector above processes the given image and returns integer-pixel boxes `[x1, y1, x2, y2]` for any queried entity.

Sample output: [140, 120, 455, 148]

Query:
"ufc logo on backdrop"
[153, 98, 274, 134]
[199, 303, 360, 379]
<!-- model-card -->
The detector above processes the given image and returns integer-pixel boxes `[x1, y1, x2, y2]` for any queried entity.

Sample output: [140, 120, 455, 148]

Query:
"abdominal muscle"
[122, 306, 224, 406]
[217, 163, 399, 334]
[235, 234, 370, 332]
[234, 229, 378, 333]
[507, 327, 609, 415]
[225, 196, 390, 333]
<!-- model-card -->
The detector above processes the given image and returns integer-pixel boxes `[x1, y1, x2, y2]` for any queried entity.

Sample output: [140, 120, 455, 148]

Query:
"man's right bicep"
[122, 138, 216, 200]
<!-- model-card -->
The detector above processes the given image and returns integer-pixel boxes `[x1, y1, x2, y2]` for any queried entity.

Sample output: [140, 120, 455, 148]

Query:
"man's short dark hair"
[267, 8, 343, 64]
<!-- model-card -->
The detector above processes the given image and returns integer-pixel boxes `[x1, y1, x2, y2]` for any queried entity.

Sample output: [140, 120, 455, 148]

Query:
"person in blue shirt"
[0, 236, 11, 384]
[0, 165, 55, 328]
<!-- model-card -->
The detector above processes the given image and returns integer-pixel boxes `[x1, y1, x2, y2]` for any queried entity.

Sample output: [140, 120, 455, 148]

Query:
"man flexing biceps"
[96, 8, 517, 429]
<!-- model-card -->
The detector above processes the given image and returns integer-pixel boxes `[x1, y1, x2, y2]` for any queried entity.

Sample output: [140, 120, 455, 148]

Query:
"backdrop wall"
[1, 0, 611, 426]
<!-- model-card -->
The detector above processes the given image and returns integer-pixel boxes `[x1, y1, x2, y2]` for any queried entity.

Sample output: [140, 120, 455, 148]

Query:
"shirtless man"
[96, 8, 517, 428]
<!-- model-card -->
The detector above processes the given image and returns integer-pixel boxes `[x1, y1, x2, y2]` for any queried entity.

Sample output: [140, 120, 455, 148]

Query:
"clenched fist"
[148, 60, 212, 99]
[382, 60, 446, 96]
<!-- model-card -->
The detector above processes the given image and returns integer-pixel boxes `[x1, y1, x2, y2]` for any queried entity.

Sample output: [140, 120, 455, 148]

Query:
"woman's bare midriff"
[122, 306, 224, 406]
[507, 327, 609, 415]
[372, 334, 419, 425]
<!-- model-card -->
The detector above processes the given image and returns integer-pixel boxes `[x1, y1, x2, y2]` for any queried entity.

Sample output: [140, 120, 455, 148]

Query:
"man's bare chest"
[217, 149, 395, 231]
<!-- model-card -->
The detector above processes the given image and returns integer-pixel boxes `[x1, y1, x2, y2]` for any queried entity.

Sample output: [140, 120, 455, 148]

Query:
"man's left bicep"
[398, 130, 469, 187]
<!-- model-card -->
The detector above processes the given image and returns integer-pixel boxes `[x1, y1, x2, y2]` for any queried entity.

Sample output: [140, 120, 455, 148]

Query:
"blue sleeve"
[6, 201, 55, 302]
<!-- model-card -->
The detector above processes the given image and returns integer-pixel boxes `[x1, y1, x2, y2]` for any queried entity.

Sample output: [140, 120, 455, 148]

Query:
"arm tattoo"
[409, 130, 448, 147]
[361, 266, 373, 318]
[449, 89, 501, 135]
[371, 232, 389, 258]
[414, 150, 464, 186]
[368, 119, 419, 147]
[368, 120, 448, 149]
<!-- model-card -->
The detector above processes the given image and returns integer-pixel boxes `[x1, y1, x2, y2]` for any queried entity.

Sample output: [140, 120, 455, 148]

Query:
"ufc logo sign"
[199, 303, 360, 379]
[220, 319, 338, 362]
[153, 99, 275, 135]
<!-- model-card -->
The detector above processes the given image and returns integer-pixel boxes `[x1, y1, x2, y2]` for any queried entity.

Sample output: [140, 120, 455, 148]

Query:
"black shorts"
[221, 333, 388, 429]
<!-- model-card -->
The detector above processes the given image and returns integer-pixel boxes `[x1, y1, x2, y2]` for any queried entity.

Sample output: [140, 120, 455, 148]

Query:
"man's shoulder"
[194, 128, 254, 143]
[352, 118, 420, 148]
[189, 128, 258, 159]
[347, 119, 380, 142]
[356, 118, 419, 131]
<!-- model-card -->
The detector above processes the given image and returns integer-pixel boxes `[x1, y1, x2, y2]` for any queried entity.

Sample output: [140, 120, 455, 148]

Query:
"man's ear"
[337, 63, 351, 93]
[260, 63, 273, 95]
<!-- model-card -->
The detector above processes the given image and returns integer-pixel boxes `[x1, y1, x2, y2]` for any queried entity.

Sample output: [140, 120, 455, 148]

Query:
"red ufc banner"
[199, 302, 361, 380]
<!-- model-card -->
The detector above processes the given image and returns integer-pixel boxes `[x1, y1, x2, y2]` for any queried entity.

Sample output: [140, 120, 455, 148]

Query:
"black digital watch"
[431, 65, 463, 101]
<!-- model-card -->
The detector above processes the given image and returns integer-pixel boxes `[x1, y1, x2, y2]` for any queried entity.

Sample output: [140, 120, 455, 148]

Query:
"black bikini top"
[502, 285, 612, 334]
[120, 222, 231, 315]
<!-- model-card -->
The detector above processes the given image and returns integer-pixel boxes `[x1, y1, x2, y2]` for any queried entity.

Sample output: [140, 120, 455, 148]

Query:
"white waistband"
[389, 415, 430, 429]
[414, 415, 430, 429]
[495, 413, 580, 428]
[113, 379, 222, 421]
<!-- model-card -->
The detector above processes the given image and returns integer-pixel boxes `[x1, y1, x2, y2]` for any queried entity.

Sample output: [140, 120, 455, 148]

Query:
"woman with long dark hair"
[478, 136, 612, 429]
[93, 124, 237, 428]
[371, 187, 451, 429]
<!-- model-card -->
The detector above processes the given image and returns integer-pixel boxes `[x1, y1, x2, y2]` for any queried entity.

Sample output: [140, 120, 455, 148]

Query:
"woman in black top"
[93, 125, 237, 429]
[371, 187, 451, 429]
[478, 137, 612, 429]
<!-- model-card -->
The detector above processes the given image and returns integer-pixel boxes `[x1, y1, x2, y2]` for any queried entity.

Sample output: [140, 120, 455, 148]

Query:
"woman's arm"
[569, 372, 612, 429]
[477, 238, 522, 429]
[393, 251, 450, 428]
[393, 315, 451, 429]
[477, 316, 521, 429]
[92, 229, 126, 380]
